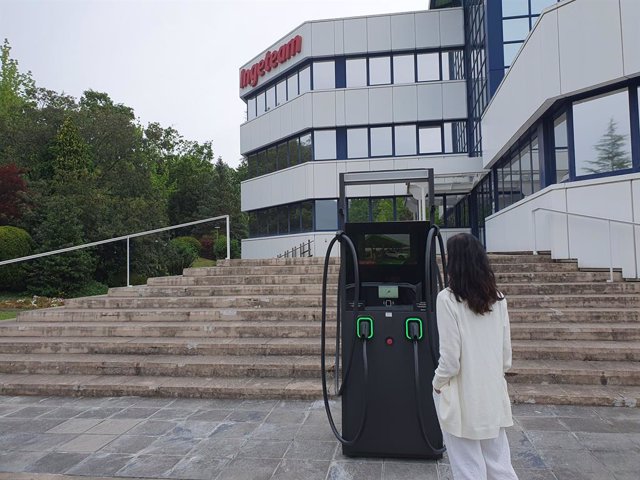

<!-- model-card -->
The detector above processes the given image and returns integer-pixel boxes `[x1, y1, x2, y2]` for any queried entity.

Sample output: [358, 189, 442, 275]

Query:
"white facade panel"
[367, 16, 391, 52]
[279, 102, 293, 136]
[368, 87, 393, 124]
[313, 162, 339, 198]
[557, 0, 623, 95]
[417, 83, 444, 120]
[334, 20, 345, 55]
[312, 91, 337, 127]
[334, 90, 346, 126]
[343, 18, 368, 54]
[414, 11, 440, 49]
[392, 86, 418, 123]
[311, 21, 336, 57]
[391, 14, 416, 51]
[620, 0, 640, 76]
[344, 89, 370, 125]
[438, 9, 464, 47]
[441, 81, 467, 119]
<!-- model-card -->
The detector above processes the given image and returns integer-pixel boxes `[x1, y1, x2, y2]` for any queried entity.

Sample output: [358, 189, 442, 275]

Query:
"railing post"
[531, 209, 538, 255]
[607, 219, 614, 283]
[126, 236, 131, 287]
[226, 215, 231, 260]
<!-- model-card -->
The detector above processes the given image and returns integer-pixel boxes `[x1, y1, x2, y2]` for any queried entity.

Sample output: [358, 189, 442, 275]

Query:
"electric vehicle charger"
[320, 222, 447, 459]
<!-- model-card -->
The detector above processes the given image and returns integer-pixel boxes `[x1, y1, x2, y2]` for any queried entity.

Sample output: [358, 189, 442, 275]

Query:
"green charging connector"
[356, 316, 374, 339]
[405, 317, 423, 340]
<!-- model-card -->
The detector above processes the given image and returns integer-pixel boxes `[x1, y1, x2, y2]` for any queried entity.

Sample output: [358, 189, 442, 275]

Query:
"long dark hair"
[446, 233, 503, 315]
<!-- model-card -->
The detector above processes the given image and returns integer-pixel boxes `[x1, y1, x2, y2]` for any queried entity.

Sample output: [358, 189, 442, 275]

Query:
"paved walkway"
[0, 395, 638, 480]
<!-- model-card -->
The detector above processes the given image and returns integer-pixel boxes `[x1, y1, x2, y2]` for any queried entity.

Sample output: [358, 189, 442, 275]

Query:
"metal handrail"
[531, 207, 640, 282]
[277, 239, 314, 258]
[0, 215, 231, 287]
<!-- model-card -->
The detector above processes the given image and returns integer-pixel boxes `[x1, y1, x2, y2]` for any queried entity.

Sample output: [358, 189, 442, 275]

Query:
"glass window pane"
[277, 142, 288, 170]
[256, 150, 266, 177]
[256, 209, 267, 236]
[314, 130, 336, 160]
[502, 18, 530, 42]
[443, 122, 467, 153]
[299, 66, 311, 94]
[247, 154, 256, 178]
[348, 198, 369, 223]
[265, 146, 277, 173]
[266, 86, 276, 112]
[396, 197, 415, 221]
[503, 42, 522, 67]
[313, 61, 335, 90]
[301, 201, 313, 232]
[554, 114, 569, 183]
[502, 0, 529, 17]
[520, 144, 533, 196]
[256, 92, 266, 116]
[346, 58, 367, 88]
[287, 74, 299, 100]
[417, 53, 440, 82]
[531, 0, 556, 15]
[247, 97, 256, 121]
[372, 198, 394, 222]
[419, 126, 442, 154]
[442, 50, 465, 80]
[369, 56, 391, 85]
[288, 137, 299, 166]
[278, 206, 289, 235]
[276, 80, 286, 106]
[300, 134, 312, 163]
[347, 128, 368, 158]
[248, 211, 258, 237]
[573, 89, 632, 176]
[393, 55, 415, 84]
[394, 125, 417, 155]
[315, 200, 337, 231]
[266, 208, 277, 236]
[289, 205, 301, 234]
[370, 127, 392, 156]
[531, 137, 541, 193]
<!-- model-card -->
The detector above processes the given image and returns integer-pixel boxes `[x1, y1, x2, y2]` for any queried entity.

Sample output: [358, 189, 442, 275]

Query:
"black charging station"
[320, 169, 446, 460]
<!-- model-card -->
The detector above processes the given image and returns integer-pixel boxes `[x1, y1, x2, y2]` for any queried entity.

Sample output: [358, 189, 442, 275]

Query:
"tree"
[584, 118, 632, 174]
[0, 39, 35, 121]
[0, 163, 29, 225]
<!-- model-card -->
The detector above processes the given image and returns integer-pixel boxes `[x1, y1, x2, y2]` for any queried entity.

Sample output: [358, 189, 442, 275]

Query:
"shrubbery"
[167, 236, 201, 275]
[214, 235, 240, 260]
[0, 226, 33, 291]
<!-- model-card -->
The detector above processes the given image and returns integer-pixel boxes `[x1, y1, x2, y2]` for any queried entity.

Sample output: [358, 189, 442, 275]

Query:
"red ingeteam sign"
[240, 35, 303, 89]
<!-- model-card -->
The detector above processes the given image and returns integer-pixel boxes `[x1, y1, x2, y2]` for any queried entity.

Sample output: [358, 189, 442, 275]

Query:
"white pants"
[442, 428, 519, 480]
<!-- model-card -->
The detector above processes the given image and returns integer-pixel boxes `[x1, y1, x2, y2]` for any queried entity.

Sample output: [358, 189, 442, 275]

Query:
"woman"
[433, 233, 518, 480]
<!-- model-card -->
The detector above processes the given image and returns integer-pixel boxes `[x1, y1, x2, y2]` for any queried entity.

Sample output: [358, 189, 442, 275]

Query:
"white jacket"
[432, 288, 514, 440]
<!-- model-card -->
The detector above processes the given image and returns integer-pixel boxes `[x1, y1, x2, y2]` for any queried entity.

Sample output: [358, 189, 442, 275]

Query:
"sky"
[0, 0, 428, 168]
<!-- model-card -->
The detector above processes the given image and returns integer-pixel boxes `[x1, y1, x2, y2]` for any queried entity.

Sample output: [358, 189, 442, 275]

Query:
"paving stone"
[46, 418, 103, 434]
[66, 452, 133, 476]
[216, 458, 280, 480]
[84, 418, 141, 435]
[227, 409, 269, 423]
[558, 416, 619, 433]
[210, 421, 260, 439]
[75, 407, 123, 419]
[166, 454, 228, 480]
[574, 432, 640, 451]
[437, 463, 453, 480]
[149, 408, 194, 421]
[589, 450, 640, 477]
[296, 423, 337, 442]
[265, 408, 308, 424]
[13, 433, 78, 452]
[516, 417, 570, 432]
[1, 418, 66, 434]
[537, 450, 613, 479]
[237, 399, 279, 411]
[0, 451, 46, 472]
[188, 409, 231, 421]
[140, 434, 200, 456]
[5, 406, 52, 418]
[510, 449, 549, 469]
[513, 468, 558, 480]
[38, 407, 87, 419]
[125, 419, 177, 436]
[252, 422, 300, 441]
[110, 407, 160, 419]
[170, 420, 220, 438]
[98, 434, 156, 454]
[238, 439, 290, 459]
[271, 459, 330, 480]
[284, 439, 338, 460]
[25, 452, 89, 474]
[189, 436, 247, 459]
[115, 454, 182, 478]
[0, 404, 23, 416]
[327, 460, 383, 480]
[382, 461, 438, 480]
[56, 434, 117, 453]
[525, 431, 584, 451]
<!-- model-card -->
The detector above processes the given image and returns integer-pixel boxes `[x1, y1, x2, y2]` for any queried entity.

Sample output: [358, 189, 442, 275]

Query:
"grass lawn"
[192, 257, 216, 268]
[0, 310, 17, 321]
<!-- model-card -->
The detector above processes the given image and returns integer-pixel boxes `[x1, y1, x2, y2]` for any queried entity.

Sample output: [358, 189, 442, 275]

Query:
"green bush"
[0, 226, 33, 291]
[70, 280, 109, 297]
[198, 235, 214, 259]
[167, 236, 200, 275]
[214, 235, 241, 260]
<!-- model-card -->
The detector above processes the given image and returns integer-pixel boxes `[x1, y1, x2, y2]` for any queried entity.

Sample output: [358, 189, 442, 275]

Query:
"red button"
[386, 337, 393, 346]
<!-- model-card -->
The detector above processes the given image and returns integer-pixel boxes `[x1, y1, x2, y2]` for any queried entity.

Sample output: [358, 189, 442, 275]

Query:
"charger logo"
[240, 35, 303, 89]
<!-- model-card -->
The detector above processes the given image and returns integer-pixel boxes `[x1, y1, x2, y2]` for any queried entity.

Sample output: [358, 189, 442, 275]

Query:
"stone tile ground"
[0, 396, 638, 480]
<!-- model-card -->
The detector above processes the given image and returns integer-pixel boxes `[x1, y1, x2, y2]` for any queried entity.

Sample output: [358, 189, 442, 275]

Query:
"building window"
[287, 73, 299, 100]
[573, 89, 632, 177]
[502, 0, 529, 17]
[417, 53, 440, 82]
[276, 80, 286, 106]
[531, 0, 557, 15]
[396, 197, 415, 221]
[314, 130, 336, 160]
[265, 146, 277, 173]
[393, 55, 415, 84]
[502, 18, 530, 42]
[509, 151, 522, 203]
[520, 143, 533, 196]
[276, 142, 288, 170]
[347, 128, 368, 158]
[346, 58, 367, 88]
[372, 198, 394, 222]
[554, 114, 569, 183]
[301, 201, 313, 231]
[531, 137, 541, 193]
[315, 200, 338, 231]
[299, 65, 311, 94]
[394, 125, 417, 156]
[369, 56, 391, 86]
[256, 91, 266, 116]
[266, 86, 276, 111]
[277, 205, 289, 234]
[348, 198, 370, 222]
[313, 61, 335, 90]
[370, 126, 392, 157]
[419, 126, 442, 154]
[503, 43, 522, 68]
[289, 205, 301, 234]
[288, 137, 300, 167]
[443, 122, 467, 153]
[441, 50, 465, 81]
[300, 133, 312, 163]
[247, 97, 256, 121]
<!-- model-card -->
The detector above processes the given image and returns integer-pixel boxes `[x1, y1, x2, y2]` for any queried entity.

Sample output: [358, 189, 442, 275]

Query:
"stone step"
[507, 360, 640, 386]
[499, 282, 640, 295]
[65, 295, 339, 309]
[0, 373, 321, 400]
[508, 308, 640, 323]
[0, 353, 329, 379]
[495, 271, 623, 283]
[506, 294, 640, 309]
[107, 284, 338, 297]
[511, 323, 640, 341]
[507, 383, 640, 407]
[512, 340, 640, 361]
[147, 274, 338, 286]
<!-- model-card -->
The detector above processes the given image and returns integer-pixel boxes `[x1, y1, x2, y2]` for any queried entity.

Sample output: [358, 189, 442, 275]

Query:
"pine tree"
[584, 118, 631, 174]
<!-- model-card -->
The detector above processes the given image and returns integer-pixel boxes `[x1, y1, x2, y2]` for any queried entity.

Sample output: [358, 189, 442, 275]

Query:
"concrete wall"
[482, 0, 640, 168]
[486, 173, 640, 279]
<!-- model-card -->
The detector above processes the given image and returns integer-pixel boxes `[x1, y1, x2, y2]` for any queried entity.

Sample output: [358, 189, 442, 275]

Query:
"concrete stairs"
[0, 254, 639, 407]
